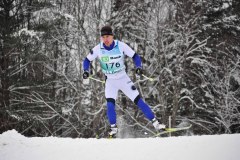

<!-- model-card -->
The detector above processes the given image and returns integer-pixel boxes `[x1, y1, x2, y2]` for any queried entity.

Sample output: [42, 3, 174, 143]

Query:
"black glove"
[83, 71, 89, 79]
[136, 67, 143, 75]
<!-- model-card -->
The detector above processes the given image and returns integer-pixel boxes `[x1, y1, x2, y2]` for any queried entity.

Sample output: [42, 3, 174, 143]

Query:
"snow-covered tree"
[1, 0, 239, 137]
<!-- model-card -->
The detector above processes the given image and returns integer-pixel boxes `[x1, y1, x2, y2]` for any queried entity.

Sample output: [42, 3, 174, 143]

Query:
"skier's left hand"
[136, 67, 143, 75]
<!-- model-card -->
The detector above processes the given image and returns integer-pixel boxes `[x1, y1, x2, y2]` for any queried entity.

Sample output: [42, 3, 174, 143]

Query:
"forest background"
[0, 0, 240, 138]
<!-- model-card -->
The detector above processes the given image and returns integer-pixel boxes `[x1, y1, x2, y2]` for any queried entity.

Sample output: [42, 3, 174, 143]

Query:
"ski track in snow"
[0, 130, 240, 160]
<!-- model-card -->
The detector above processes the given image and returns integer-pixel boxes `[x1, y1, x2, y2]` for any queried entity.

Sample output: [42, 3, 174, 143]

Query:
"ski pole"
[89, 76, 105, 84]
[142, 74, 155, 82]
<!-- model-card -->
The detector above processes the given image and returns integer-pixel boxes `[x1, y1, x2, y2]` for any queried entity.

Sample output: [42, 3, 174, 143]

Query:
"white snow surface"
[0, 130, 240, 160]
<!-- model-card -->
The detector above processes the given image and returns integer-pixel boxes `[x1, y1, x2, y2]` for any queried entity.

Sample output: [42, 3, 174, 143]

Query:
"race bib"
[99, 44, 125, 74]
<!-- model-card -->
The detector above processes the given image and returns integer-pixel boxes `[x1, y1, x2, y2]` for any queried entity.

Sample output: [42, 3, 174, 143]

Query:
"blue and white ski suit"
[83, 40, 155, 125]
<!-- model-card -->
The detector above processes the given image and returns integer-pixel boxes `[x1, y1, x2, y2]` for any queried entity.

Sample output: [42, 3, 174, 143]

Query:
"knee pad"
[106, 98, 115, 104]
[134, 95, 141, 105]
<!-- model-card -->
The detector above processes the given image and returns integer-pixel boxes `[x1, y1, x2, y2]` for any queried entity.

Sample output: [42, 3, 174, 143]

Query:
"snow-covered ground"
[0, 130, 240, 160]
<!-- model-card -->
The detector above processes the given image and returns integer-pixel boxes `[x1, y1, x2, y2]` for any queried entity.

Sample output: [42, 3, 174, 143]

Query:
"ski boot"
[108, 124, 118, 138]
[152, 118, 166, 132]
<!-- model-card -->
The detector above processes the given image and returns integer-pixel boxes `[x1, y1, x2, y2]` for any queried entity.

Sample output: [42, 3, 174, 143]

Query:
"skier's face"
[101, 35, 114, 47]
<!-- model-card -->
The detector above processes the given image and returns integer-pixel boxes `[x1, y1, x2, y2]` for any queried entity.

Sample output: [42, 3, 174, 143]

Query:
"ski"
[153, 124, 192, 137]
[108, 135, 117, 139]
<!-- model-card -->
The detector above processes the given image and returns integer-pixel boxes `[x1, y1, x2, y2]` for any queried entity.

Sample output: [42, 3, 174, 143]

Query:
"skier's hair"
[101, 25, 113, 36]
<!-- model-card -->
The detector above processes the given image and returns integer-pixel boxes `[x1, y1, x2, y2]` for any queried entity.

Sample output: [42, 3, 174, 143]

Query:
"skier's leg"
[120, 74, 165, 130]
[119, 75, 154, 120]
[106, 98, 116, 125]
[134, 95, 165, 130]
[119, 75, 139, 101]
[105, 78, 118, 136]
[133, 95, 154, 121]
[105, 78, 118, 125]
[106, 98, 118, 136]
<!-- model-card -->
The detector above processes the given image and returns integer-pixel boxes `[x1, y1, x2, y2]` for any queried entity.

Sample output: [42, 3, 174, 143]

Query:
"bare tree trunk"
[0, 0, 14, 132]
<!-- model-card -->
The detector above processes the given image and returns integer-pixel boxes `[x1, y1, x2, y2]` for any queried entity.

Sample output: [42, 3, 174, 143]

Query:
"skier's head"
[101, 25, 114, 47]
[101, 25, 113, 36]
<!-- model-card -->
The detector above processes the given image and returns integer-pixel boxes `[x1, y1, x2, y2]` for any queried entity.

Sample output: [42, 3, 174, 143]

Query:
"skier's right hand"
[83, 71, 89, 79]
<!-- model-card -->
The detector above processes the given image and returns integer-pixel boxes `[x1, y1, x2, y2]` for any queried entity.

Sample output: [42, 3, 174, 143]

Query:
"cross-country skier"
[82, 25, 165, 137]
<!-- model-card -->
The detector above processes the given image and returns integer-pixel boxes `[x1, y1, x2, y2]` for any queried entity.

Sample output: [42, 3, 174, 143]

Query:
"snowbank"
[0, 130, 240, 160]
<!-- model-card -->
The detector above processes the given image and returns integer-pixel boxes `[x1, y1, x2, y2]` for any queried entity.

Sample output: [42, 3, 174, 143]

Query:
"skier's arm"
[120, 42, 143, 75]
[120, 42, 141, 67]
[82, 48, 98, 79]
[82, 58, 90, 79]
[83, 57, 90, 71]
[133, 53, 143, 75]
[132, 53, 142, 68]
